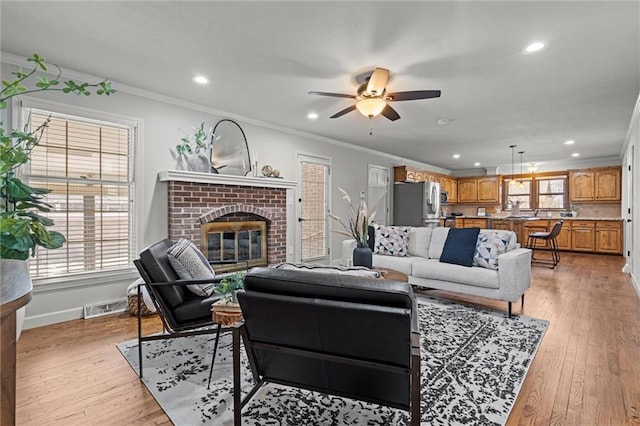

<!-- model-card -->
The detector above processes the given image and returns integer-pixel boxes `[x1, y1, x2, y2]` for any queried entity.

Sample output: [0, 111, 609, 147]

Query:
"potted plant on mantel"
[0, 53, 115, 337]
[174, 122, 221, 173]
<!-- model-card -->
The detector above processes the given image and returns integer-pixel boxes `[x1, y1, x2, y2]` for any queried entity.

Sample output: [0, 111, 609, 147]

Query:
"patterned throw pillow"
[373, 224, 410, 257]
[167, 238, 216, 296]
[473, 231, 511, 270]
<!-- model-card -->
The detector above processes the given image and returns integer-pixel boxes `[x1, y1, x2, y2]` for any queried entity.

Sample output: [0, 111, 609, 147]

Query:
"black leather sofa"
[232, 267, 421, 425]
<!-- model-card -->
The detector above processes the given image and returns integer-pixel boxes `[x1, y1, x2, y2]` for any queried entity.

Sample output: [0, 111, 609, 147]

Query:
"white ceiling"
[2, 1, 638, 173]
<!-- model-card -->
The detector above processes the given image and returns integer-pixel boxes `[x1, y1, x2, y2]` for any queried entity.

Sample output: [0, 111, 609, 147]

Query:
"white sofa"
[342, 226, 532, 317]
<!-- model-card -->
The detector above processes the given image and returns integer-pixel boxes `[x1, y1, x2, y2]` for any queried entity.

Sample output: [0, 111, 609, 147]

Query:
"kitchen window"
[536, 176, 568, 210]
[503, 175, 568, 211]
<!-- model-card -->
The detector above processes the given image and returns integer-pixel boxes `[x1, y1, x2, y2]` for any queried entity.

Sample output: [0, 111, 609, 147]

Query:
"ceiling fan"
[308, 67, 441, 121]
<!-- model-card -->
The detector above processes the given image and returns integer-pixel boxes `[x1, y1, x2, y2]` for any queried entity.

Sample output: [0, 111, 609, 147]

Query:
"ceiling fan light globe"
[356, 98, 386, 118]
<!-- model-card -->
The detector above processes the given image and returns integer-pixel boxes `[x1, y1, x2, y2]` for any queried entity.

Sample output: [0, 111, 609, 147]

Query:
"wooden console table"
[1, 260, 33, 426]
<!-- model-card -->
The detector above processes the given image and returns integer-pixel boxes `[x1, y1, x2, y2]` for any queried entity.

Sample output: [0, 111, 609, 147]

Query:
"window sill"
[32, 268, 139, 293]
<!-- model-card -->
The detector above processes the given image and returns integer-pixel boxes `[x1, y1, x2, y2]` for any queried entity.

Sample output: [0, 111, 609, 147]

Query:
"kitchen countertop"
[442, 215, 623, 221]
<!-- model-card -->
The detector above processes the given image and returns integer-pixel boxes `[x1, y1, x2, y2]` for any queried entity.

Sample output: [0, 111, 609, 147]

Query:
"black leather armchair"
[232, 267, 421, 425]
[133, 239, 224, 378]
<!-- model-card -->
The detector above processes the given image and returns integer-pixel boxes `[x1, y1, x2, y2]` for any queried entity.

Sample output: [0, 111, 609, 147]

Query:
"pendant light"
[509, 145, 517, 186]
[517, 151, 525, 188]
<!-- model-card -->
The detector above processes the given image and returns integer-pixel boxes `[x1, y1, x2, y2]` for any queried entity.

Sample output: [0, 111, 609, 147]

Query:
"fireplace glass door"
[201, 221, 267, 273]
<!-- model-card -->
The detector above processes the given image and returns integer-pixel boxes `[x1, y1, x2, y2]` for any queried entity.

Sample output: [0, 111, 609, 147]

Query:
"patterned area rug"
[117, 296, 548, 425]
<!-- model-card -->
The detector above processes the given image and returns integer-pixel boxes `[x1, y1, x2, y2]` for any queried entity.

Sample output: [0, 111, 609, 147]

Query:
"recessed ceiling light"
[572, 153, 580, 157]
[564, 140, 575, 145]
[307, 112, 318, 120]
[453, 154, 460, 159]
[474, 162, 481, 167]
[192, 75, 209, 85]
[522, 41, 546, 54]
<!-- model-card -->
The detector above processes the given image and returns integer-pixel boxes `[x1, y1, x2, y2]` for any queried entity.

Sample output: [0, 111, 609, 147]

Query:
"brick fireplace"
[159, 170, 297, 271]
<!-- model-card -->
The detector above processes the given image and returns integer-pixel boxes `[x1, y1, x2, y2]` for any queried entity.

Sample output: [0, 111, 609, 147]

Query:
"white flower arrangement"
[328, 186, 376, 246]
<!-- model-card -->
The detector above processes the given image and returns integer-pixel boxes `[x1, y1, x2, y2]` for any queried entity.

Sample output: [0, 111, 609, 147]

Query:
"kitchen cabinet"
[462, 218, 488, 228]
[394, 166, 419, 183]
[477, 177, 500, 203]
[556, 224, 572, 250]
[456, 176, 500, 203]
[491, 219, 512, 231]
[440, 177, 458, 204]
[457, 178, 477, 203]
[594, 168, 621, 201]
[595, 221, 622, 254]
[569, 166, 621, 202]
[571, 220, 596, 252]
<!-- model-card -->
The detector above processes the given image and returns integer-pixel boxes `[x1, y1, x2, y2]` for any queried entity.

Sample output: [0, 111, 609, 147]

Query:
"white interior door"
[368, 165, 390, 226]
[624, 144, 634, 272]
[296, 153, 331, 264]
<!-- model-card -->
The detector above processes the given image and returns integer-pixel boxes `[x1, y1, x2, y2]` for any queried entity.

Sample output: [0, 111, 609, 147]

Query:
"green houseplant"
[213, 271, 245, 304]
[0, 53, 115, 260]
[174, 122, 220, 173]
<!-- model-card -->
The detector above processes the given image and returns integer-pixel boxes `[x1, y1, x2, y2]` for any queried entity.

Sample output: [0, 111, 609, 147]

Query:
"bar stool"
[526, 220, 563, 268]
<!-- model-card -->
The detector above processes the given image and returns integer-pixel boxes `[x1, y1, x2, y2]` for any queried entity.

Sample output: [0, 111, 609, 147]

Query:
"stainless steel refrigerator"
[393, 181, 441, 227]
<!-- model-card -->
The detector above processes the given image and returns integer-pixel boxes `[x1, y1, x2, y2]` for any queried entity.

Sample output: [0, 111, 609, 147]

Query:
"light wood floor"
[15, 253, 640, 425]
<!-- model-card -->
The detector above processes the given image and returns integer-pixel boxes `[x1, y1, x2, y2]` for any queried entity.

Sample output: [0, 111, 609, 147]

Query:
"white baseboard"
[23, 307, 84, 330]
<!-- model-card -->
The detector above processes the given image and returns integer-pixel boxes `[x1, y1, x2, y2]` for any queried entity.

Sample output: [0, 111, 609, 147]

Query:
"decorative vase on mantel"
[177, 152, 212, 173]
[352, 243, 373, 269]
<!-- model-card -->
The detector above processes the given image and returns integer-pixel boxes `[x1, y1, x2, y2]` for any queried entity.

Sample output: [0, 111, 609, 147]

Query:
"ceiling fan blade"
[330, 105, 357, 118]
[308, 91, 356, 99]
[386, 90, 441, 101]
[381, 105, 401, 121]
[366, 68, 390, 96]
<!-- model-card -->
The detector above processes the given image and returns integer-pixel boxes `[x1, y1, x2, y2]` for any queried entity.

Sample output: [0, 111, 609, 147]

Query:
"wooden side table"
[207, 300, 244, 389]
[373, 267, 409, 282]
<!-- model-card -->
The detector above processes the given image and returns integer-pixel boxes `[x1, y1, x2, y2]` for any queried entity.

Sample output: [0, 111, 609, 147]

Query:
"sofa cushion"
[372, 254, 422, 276]
[412, 259, 500, 289]
[373, 224, 410, 257]
[408, 227, 432, 258]
[473, 231, 513, 270]
[440, 227, 481, 267]
[428, 227, 451, 259]
[167, 238, 216, 296]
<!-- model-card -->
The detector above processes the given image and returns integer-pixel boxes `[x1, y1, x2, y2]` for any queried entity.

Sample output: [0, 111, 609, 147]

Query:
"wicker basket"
[127, 294, 156, 316]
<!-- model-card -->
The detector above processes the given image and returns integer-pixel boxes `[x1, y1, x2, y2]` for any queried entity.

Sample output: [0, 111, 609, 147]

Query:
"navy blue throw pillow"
[440, 227, 481, 267]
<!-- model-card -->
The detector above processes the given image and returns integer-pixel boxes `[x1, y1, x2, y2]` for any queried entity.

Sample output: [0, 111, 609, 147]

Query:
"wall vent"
[84, 298, 127, 319]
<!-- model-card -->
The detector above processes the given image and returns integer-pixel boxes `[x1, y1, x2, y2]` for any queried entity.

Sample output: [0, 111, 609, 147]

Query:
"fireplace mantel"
[158, 170, 297, 189]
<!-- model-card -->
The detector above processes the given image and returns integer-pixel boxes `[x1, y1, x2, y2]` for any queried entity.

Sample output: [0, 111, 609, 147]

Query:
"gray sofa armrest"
[498, 248, 532, 301]
[341, 239, 357, 266]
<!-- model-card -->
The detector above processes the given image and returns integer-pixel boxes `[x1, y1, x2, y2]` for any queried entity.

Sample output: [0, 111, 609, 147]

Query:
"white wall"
[1, 60, 440, 328]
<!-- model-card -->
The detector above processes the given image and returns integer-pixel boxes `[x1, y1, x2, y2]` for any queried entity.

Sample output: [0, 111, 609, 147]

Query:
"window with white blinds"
[300, 161, 329, 261]
[24, 109, 134, 279]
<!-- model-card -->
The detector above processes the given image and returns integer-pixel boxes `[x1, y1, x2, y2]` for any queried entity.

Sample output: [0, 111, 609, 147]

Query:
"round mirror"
[211, 119, 252, 176]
